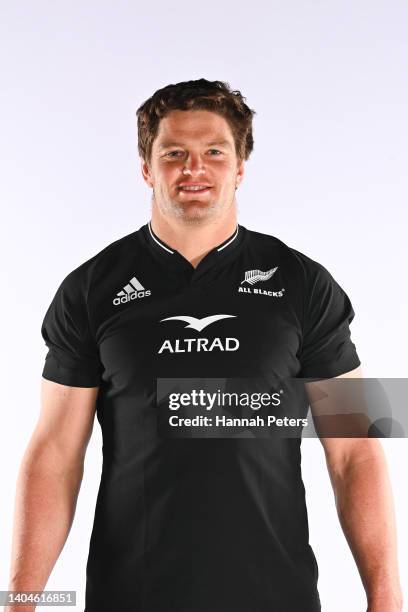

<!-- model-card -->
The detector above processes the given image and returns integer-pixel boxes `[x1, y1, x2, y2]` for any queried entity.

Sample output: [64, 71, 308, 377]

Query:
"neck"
[150, 210, 238, 268]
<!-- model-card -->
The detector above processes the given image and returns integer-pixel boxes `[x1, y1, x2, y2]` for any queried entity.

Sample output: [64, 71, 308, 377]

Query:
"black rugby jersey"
[40, 221, 361, 612]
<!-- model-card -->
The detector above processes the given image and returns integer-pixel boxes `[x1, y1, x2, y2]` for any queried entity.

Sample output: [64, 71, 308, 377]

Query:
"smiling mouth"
[178, 186, 212, 195]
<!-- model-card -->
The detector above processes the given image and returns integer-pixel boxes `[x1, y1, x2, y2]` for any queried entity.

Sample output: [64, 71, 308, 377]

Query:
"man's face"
[141, 109, 244, 224]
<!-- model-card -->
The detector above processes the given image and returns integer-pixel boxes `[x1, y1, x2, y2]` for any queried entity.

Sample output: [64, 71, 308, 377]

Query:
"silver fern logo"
[241, 267, 278, 285]
[238, 266, 285, 298]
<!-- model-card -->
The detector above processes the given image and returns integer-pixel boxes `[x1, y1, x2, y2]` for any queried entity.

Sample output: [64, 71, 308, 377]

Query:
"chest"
[94, 268, 303, 388]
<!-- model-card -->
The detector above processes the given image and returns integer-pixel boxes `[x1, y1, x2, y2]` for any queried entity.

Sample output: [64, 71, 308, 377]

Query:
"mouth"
[178, 184, 212, 196]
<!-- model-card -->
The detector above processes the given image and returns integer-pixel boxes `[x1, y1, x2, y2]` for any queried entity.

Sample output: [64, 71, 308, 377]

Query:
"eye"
[165, 151, 183, 158]
[164, 149, 223, 158]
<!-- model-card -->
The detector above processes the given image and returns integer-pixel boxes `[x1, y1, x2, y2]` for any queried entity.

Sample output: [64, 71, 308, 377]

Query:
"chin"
[181, 206, 216, 223]
[162, 198, 219, 219]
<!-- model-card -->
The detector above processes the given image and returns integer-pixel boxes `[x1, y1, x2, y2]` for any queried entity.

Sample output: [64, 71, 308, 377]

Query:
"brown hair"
[136, 78, 256, 166]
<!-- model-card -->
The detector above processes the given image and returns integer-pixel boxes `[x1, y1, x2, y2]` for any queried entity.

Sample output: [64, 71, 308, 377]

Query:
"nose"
[182, 152, 205, 176]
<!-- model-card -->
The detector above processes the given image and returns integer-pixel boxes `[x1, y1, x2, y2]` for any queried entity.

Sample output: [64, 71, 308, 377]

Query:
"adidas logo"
[113, 276, 151, 306]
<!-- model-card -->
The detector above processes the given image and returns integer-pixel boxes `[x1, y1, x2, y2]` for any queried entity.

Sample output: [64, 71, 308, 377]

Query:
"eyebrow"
[158, 139, 232, 150]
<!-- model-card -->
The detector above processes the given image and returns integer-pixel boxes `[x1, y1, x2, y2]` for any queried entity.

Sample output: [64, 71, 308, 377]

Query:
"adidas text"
[113, 289, 151, 306]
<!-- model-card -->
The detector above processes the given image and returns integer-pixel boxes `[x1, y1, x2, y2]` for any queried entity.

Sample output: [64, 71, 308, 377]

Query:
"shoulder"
[53, 228, 141, 296]
[244, 226, 332, 286]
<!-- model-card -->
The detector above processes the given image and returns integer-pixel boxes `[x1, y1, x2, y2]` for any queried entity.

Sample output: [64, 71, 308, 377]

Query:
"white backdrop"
[1, 1, 407, 610]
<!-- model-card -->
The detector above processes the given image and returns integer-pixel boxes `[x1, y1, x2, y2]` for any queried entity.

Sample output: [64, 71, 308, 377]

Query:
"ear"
[141, 158, 154, 188]
[236, 158, 245, 187]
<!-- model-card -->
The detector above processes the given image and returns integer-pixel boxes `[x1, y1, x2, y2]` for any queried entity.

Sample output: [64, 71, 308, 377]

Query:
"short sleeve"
[297, 263, 361, 379]
[41, 267, 103, 387]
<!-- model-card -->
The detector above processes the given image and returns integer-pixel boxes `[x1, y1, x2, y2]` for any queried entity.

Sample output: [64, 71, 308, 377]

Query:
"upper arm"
[27, 378, 99, 470]
[306, 365, 382, 472]
[294, 256, 375, 470]
[34, 263, 103, 468]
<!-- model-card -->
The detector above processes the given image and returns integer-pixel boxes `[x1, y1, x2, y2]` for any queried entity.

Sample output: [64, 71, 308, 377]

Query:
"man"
[5, 79, 403, 612]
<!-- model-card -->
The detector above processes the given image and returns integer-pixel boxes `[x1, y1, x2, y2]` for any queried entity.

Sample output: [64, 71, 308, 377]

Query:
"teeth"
[180, 186, 209, 191]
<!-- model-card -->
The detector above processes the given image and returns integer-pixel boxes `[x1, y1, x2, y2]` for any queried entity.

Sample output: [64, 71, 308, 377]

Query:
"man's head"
[137, 79, 256, 225]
